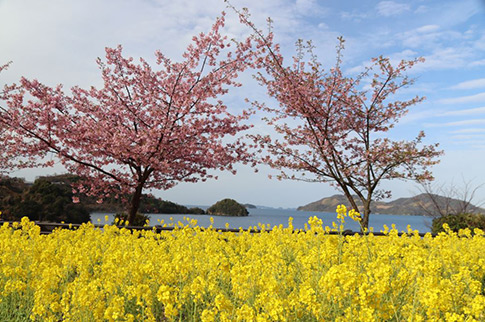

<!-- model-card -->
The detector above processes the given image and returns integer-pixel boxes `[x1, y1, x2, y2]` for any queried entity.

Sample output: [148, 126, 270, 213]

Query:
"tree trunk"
[128, 184, 143, 225]
[341, 190, 361, 215]
[361, 203, 371, 231]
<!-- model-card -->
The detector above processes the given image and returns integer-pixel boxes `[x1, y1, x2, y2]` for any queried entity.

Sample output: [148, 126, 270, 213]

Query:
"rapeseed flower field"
[0, 206, 484, 321]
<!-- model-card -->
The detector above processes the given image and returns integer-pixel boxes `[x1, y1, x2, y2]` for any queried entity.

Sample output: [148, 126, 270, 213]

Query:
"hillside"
[0, 174, 205, 217]
[297, 194, 485, 216]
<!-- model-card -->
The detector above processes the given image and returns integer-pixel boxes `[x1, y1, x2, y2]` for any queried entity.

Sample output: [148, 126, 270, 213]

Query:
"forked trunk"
[340, 190, 370, 231]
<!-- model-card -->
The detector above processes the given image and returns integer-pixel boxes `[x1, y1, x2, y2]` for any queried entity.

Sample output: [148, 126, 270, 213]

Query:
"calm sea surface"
[91, 207, 432, 233]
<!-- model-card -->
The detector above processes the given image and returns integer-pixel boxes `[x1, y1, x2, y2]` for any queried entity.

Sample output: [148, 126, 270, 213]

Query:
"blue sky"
[1, 0, 485, 208]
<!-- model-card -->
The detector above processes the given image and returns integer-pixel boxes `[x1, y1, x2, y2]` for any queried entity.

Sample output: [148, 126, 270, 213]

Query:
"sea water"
[91, 207, 432, 233]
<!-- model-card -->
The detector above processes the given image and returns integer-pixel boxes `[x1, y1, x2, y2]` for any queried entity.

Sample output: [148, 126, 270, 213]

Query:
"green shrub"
[113, 212, 150, 227]
[431, 213, 485, 234]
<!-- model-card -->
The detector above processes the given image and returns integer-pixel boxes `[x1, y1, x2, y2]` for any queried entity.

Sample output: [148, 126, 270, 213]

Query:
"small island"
[207, 199, 249, 216]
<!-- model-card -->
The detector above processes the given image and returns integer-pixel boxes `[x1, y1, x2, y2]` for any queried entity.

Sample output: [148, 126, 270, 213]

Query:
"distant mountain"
[297, 194, 485, 216]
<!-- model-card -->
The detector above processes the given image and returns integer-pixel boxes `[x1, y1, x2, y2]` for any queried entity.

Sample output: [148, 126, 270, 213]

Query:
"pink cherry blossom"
[0, 15, 261, 224]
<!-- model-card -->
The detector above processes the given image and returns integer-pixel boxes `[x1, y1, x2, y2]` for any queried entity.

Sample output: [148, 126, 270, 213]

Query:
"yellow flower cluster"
[0, 208, 484, 321]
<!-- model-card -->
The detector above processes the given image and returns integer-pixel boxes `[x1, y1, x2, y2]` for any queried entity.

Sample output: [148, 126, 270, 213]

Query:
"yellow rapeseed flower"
[0, 208, 482, 321]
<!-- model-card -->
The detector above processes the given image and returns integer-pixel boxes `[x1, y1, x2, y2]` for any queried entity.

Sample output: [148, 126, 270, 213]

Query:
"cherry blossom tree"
[0, 15, 260, 224]
[0, 62, 18, 174]
[234, 6, 443, 229]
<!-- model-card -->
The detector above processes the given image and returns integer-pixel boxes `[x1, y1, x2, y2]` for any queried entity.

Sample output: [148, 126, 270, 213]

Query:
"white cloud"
[399, 109, 436, 124]
[0, 0, 323, 86]
[476, 34, 485, 50]
[344, 48, 420, 75]
[441, 106, 485, 116]
[421, 0, 482, 27]
[295, 0, 324, 16]
[388, 49, 420, 63]
[471, 59, 485, 66]
[439, 92, 485, 105]
[450, 134, 485, 140]
[414, 5, 429, 14]
[376, 1, 410, 17]
[415, 25, 440, 33]
[340, 11, 369, 21]
[0, 0, 233, 87]
[399, 27, 462, 50]
[429, 119, 485, 127]
[450, 78, 485, 90]
[450, 128, 485, 134]
[419, 47, 474, 71]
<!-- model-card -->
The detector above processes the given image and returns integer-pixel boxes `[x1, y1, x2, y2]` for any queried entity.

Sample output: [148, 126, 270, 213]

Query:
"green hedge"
[431, 213, 485, 234]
